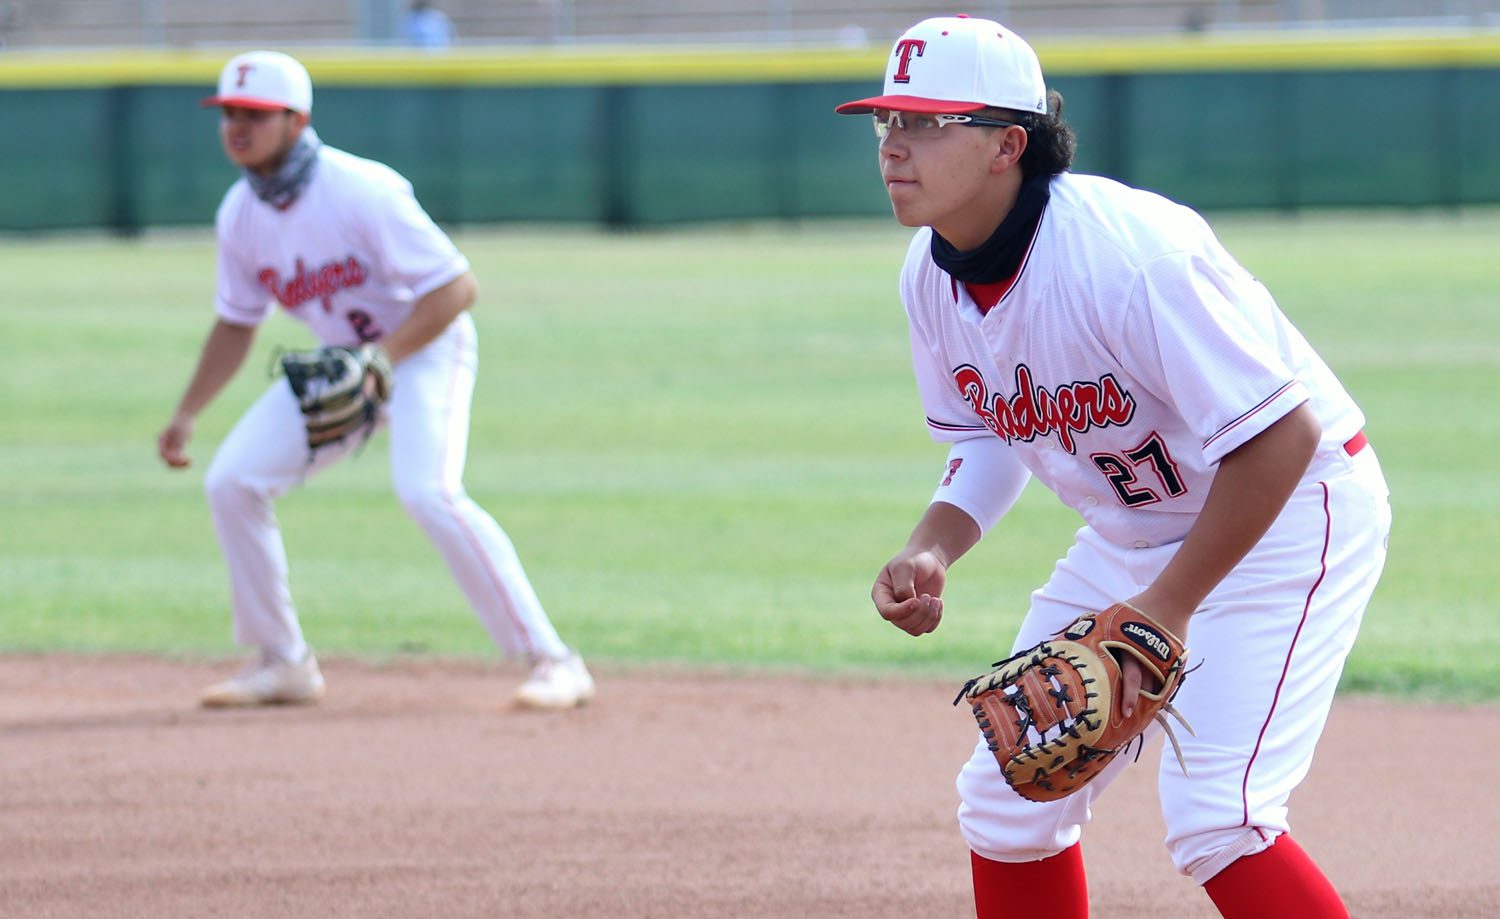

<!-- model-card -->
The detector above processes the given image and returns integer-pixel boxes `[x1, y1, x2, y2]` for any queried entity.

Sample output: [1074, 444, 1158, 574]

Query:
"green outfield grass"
[2, 211, 1496, 698]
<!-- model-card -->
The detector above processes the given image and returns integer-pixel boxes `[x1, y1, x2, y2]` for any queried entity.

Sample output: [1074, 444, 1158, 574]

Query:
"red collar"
[959, 275, 1021, 315]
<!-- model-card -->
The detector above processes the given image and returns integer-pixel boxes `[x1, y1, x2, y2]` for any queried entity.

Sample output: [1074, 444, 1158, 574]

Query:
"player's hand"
[1117, 595, 1192, 717]
[872, 549, 948, 636]
[157, 414, 195, 469]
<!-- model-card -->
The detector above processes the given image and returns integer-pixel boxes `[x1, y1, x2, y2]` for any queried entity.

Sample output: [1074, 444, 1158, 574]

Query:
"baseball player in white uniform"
[845, 16, 1390, 917]
[157, 51, 594, 711]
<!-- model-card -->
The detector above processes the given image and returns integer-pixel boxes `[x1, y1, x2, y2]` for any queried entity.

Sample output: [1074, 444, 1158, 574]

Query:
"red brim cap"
[200, 95, 291, 111]
[834, 94, 990, 115]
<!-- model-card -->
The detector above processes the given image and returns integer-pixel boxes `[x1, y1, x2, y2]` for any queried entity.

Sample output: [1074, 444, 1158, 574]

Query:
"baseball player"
[157, 50, 594, 710]
[844, 16, 1390, 917]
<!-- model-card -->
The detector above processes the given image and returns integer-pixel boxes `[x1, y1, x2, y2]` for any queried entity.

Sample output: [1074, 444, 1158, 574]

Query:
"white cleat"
[514, 652, 595, 710]
[200, 651, 326, 708]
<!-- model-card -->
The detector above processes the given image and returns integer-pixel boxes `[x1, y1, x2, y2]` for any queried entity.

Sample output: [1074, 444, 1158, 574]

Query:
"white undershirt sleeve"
[930, 434, 1031, 536]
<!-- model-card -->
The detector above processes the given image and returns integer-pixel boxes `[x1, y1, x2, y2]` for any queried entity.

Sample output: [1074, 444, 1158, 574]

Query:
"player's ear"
[992, 125, 1027, 174]
[289, 111, 311, 131]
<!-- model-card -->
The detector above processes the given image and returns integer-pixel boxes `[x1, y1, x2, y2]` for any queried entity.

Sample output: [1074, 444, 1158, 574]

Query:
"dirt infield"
[2, 654, 1496, 918]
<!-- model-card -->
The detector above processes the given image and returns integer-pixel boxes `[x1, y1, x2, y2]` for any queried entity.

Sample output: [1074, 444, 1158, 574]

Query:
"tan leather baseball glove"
[955, 602, 1193, 802]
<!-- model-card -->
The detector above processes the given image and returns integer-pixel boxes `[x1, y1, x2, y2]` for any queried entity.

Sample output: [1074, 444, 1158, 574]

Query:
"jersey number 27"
[1090, 432, 1187, 507]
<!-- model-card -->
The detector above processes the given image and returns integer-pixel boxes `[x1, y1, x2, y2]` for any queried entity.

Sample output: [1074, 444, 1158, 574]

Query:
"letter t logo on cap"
[236, 63, 254, 88]
[892, 38, 926, 83]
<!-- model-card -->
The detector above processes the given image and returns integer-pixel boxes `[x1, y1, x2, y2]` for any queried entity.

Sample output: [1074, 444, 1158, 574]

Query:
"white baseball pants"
[202, 312, 569, 663]
[956, 444, 1390, 884]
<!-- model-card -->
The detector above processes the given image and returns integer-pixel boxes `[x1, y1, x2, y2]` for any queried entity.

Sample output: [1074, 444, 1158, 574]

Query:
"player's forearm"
[1137, 404, 1322, 628]
[379, 271, 477, 364]
[173, 319, 257, 419]
[905, 500, 985, 569]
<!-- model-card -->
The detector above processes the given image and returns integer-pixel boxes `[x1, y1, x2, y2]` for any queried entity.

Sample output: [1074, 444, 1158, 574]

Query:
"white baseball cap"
[836, 15, 1046, 116]
[202, 50, 313, 115]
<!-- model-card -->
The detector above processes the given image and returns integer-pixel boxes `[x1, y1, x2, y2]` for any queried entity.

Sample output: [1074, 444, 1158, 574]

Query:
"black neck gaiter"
[930, 173, 1052, 284]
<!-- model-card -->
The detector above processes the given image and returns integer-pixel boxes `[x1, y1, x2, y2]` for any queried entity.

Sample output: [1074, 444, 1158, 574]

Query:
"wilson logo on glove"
[1121, 622, 1173, 662]
[1063, 619, 1095, 640]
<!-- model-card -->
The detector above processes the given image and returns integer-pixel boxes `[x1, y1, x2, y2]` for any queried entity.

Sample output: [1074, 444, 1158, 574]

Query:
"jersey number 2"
[1090, 433, 1186, 507]
[347, 308, 384, 343]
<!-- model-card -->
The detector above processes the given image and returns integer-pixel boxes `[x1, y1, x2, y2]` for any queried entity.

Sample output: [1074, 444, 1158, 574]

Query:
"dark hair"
[988, 89, 1076, 178]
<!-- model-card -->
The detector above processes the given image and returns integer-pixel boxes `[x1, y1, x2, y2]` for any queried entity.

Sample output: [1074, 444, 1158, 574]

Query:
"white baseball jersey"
[908, 173, 1366, 547]
[214, 145, 469, 346]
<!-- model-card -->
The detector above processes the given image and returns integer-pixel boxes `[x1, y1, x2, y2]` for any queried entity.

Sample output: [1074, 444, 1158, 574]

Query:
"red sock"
[971, 844, 1088, 919]
[1204, 835, 1348, 918]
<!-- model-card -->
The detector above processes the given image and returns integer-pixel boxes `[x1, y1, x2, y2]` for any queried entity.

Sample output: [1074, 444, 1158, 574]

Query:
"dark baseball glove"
[279, 344, 394, 451]
[955, 602, 1193, 802]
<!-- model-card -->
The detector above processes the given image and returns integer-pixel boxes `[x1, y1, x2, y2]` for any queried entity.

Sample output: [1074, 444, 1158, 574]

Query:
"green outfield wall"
[2, 33, 1499, 232]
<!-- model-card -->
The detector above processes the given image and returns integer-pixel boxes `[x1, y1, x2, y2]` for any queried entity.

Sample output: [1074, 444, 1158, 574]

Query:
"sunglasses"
[872, 110, 1024, 141]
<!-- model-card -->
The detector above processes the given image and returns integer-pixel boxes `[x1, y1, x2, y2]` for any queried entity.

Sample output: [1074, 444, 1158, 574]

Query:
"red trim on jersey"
[962, 212, 1044, 315]
[1203, 380, 1298, 452]
[927, 417, 987, 433]
[966, 276, 1021, 314]
[1240, 481, 1332, 826]
[434, 327, 537, 657]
